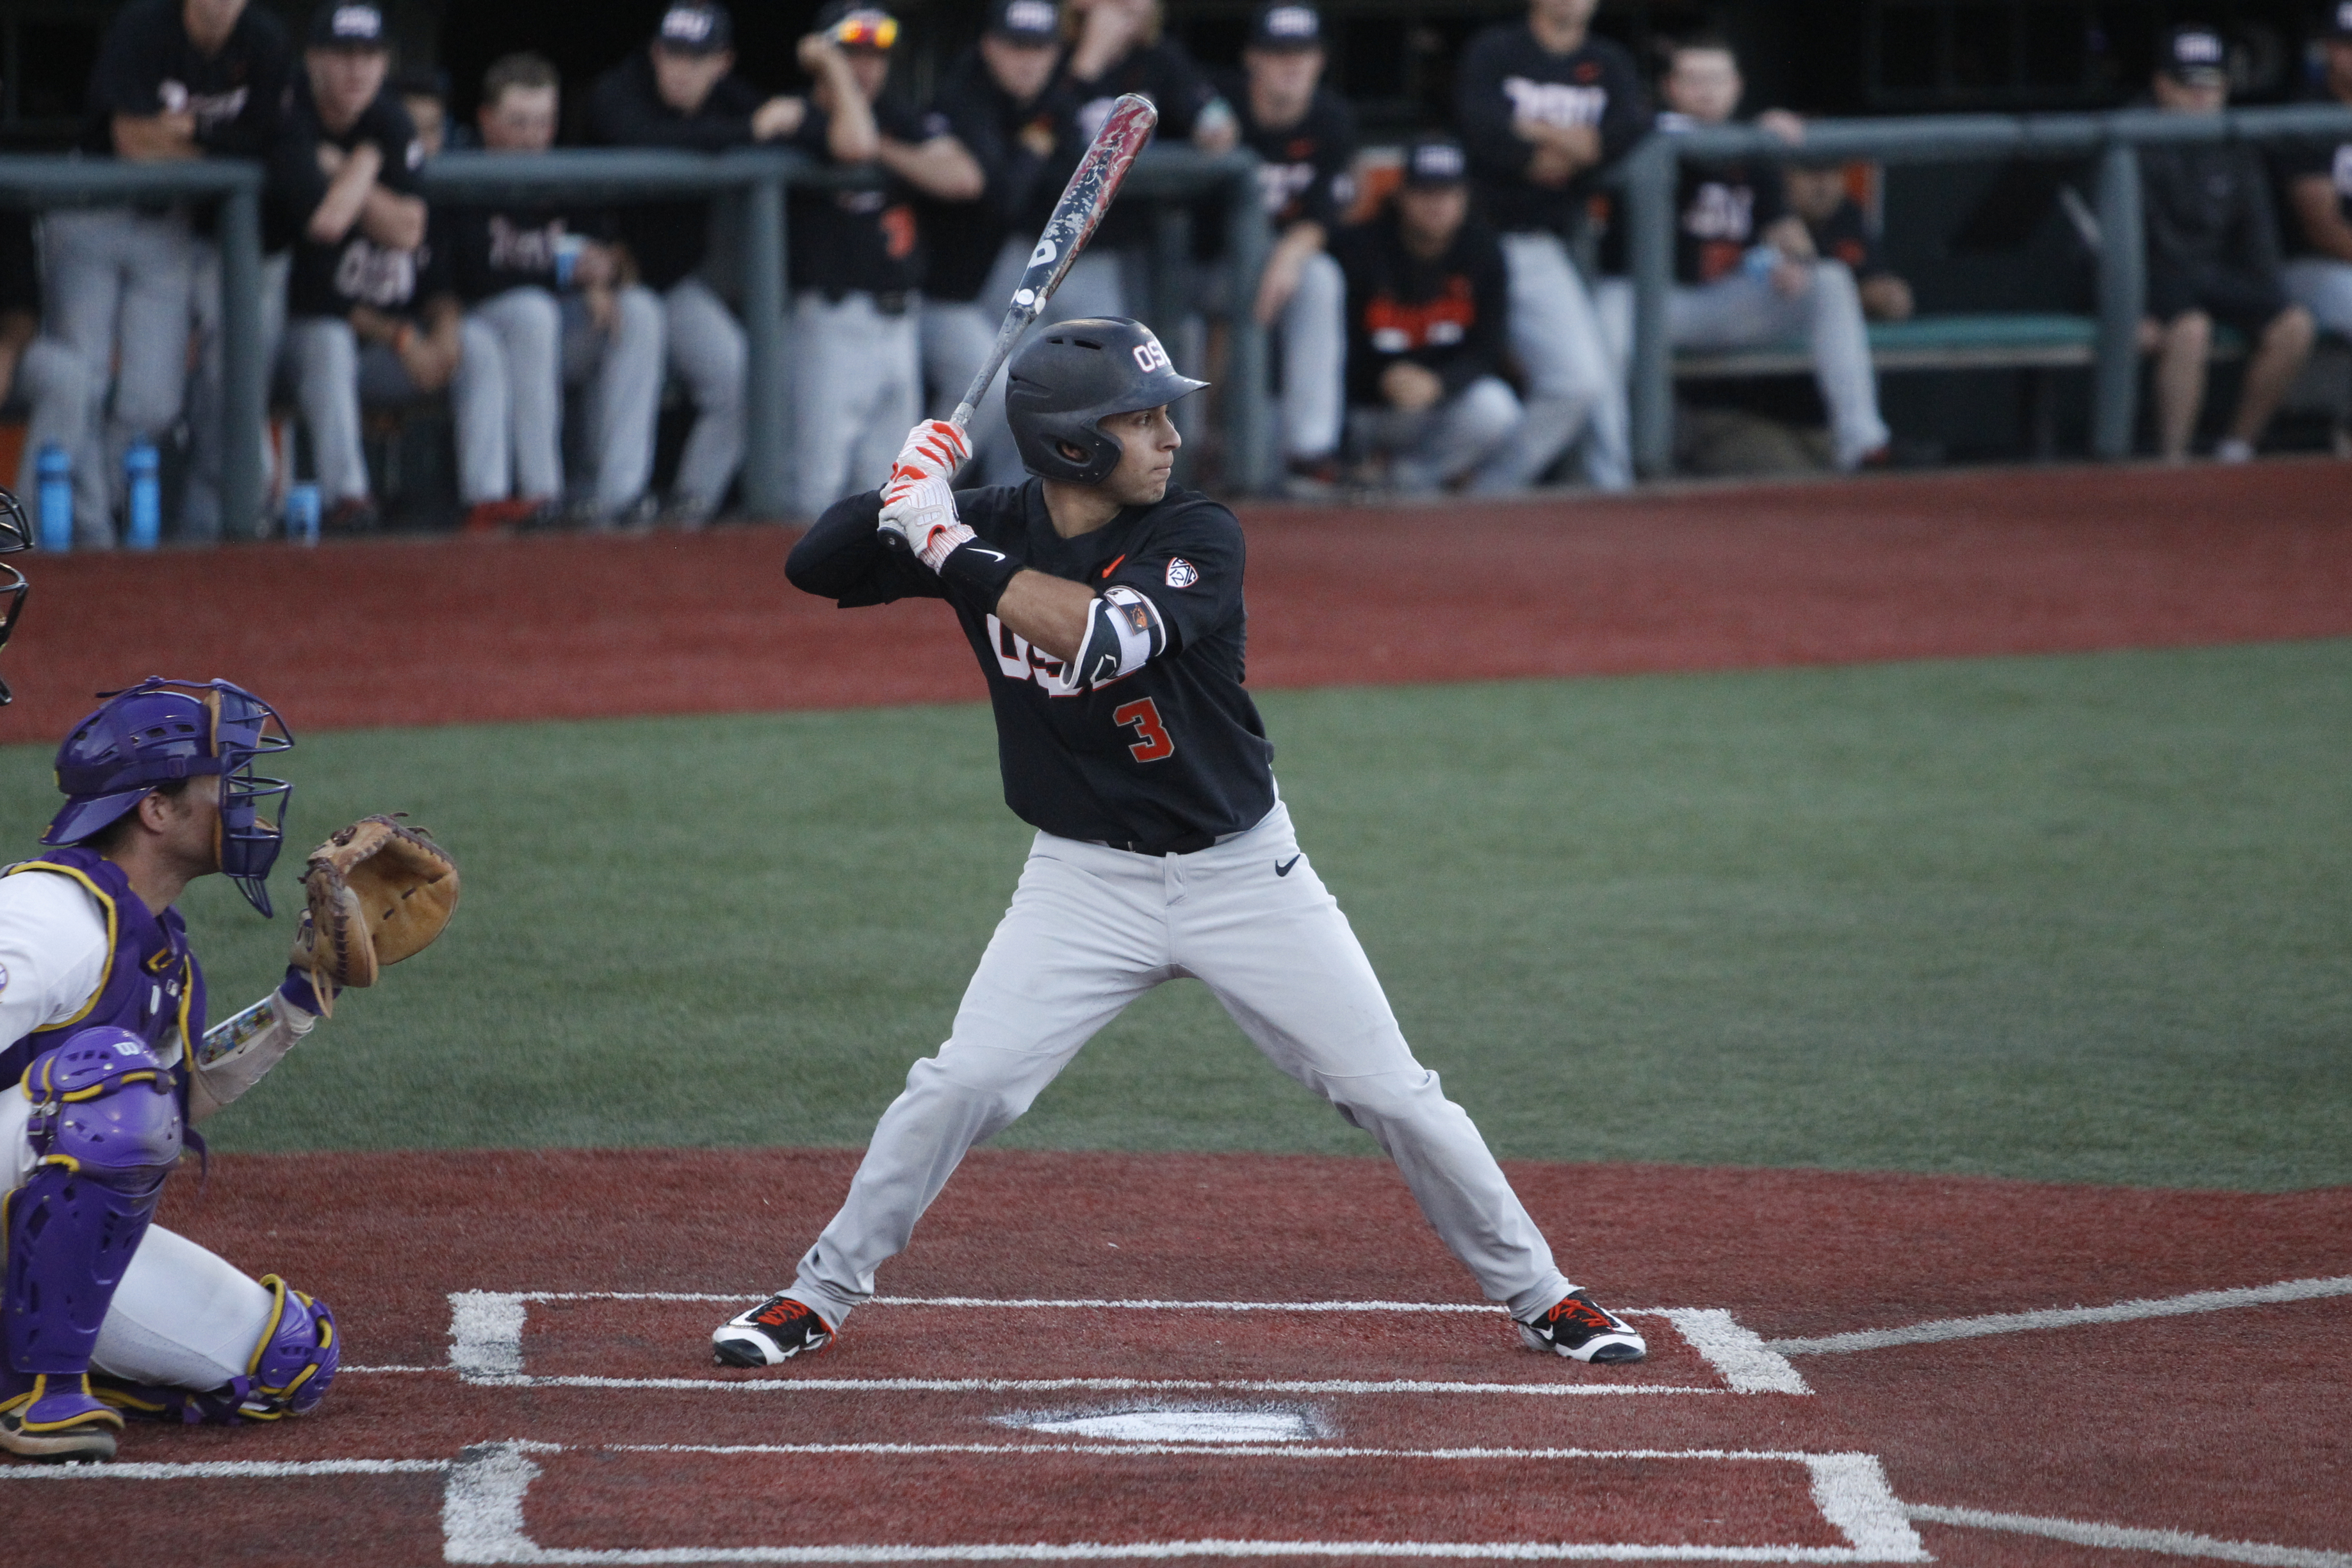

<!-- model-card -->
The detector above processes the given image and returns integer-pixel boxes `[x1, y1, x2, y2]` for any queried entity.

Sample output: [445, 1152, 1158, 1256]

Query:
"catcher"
[0, 678, 457, 1462]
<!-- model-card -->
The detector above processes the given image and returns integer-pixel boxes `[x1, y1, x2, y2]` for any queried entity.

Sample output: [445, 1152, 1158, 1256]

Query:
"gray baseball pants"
[1596, 263, 1890, 470]
[786, 798, 1578, 1330]
[280, 316, 427, 503]
[1483, 231, 1630, 493]
[183, 248, 290, 541]
[453, 284, 664, 514]
[9, 337, 106, 547]
[788, 290, 920, 518]
[1278, 250, 1346, 462]
[1352, 374, 1526, 494]
[663, 276, 746, 519]
[2285, 257, 2352, 337]
[41, 208, 200, 534]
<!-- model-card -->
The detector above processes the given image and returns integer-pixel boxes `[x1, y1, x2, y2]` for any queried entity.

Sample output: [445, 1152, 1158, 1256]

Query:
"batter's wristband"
[938, 539, 1024, 610]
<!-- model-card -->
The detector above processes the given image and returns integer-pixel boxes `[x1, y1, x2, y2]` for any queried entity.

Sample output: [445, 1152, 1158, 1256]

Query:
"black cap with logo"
[2160, 23, 2228, 85]
[1401, 135, 1468, 189]
[309, 2, 388, 51]
[988, 0, 1060, 44]
[1247, 3, 1325, 51]
[655, 2, 733, 55]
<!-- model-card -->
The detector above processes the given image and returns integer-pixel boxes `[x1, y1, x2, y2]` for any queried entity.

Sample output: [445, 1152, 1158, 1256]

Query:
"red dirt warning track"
[7, 461, 2350, 735]
[4, 1150, 2344, 1565]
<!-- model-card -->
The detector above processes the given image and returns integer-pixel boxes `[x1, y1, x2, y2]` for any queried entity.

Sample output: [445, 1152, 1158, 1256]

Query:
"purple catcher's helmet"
[0, 484, 27, 706]
[42, 678, 295, 915]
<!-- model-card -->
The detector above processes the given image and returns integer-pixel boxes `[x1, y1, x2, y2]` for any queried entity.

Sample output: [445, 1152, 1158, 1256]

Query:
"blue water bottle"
[35, 442, 70, 552]
[125, 440, 161, 550]
[286, 482, 321, 546]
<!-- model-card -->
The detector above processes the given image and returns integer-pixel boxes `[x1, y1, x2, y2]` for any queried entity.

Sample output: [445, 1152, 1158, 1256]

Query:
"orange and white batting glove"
[885, 419, 972, 500]
[877, 477, 976, 573]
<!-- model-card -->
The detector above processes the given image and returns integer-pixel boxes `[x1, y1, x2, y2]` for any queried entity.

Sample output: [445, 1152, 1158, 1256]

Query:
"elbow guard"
[1074, 585, 1168, 687]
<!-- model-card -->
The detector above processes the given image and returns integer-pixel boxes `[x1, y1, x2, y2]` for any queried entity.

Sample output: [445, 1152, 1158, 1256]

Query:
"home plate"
[999, 1405, 1321, 1442]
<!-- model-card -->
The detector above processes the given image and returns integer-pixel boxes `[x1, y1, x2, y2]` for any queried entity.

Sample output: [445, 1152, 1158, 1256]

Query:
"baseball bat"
[949, 92, 1160, 431]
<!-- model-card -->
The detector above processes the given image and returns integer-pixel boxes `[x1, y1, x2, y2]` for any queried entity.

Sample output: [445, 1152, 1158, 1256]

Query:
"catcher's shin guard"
[95, 1274, 339, 1426]
[2, 1031, 182, 1460]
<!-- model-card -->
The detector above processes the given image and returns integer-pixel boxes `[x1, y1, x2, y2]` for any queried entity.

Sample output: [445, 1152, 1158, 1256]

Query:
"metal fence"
[0, 144, 1271, 533]
[1621, 102, 2352, 476]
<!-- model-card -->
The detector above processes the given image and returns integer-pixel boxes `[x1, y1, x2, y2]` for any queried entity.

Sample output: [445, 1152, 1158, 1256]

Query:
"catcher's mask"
[1004, 318, 1208, 484]
[44, 677, 296, 917]
[0, 484, 28, 706]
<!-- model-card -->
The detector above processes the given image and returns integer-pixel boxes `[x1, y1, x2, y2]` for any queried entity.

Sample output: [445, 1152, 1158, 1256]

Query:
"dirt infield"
[5, 1150, 2344, 1565]
[7, 460, 2350, 735]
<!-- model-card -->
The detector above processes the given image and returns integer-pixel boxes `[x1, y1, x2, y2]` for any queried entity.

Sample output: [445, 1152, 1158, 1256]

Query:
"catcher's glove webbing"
[288, 815, 460, 1013]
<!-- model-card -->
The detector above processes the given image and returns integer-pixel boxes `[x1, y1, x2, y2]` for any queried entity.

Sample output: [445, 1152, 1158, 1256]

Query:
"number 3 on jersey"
[1113, 697, 1175, 762]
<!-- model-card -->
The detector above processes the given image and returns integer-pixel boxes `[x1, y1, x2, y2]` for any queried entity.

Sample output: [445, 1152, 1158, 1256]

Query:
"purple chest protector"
[0, 847, 206, 1095]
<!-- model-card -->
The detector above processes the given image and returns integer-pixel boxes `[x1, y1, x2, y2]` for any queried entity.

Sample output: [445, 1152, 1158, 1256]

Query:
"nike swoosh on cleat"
[1275, 856, 1301, 876]
[966, 548, 1008, 561]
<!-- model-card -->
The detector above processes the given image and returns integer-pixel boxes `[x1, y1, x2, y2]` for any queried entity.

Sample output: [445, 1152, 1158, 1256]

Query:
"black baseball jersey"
[0, 208, 38, 320]
[1455, 22, 1649, 238]
[1332, 207, 1509, 406]
[1669, 129, 1786, 284]
[274, 84, 439, 320]
[81, 0, 293, 160]
[1058, 40, 1223, 252]
[1804, 195, 1891, 280]
[442, 200, 618, 305]
[587, 52, 768, 291]
[2139, 136, 2285, 279]
[788, 480, 1275, 851]
[2270, 122, 2352, 259]
[924, 51, 1084, 304]
[1225, 79, 1357, 232]
[788, 98, 940, 296]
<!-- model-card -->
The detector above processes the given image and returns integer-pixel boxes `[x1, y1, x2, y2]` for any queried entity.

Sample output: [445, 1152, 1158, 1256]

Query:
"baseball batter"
[714, 318, 1645, 1369]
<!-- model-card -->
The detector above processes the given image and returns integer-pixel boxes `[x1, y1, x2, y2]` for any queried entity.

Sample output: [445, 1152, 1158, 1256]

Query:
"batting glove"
[878, 477, 976, 573]
[885, 419, 972, 498]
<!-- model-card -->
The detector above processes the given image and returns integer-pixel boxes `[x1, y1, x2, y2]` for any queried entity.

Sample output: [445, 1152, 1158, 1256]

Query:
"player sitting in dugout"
[1328, 137, 1525, 494]
[2137, 24, 2315, 465]
[1781, 163, 1913, 323]
[1595, 33, 1891, 473]
[1, 678, 455, 1463]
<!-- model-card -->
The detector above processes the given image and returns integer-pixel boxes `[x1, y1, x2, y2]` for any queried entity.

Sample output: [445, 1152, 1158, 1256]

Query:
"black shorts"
[2145, 260, 2291, 340]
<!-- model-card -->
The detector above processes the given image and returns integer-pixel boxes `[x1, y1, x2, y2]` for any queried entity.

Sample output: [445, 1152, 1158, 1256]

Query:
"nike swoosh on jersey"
[1275, 855, 1301, 876]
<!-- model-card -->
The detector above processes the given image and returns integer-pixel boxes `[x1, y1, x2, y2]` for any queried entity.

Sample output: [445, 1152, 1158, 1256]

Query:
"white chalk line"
[1770, 1274, 2352, 1356]
[1909, 1504, 2351, 1567]
[0, 1458, 449, 1480]
[452, 1374, 1731, 1396]
[440, 1440, 1927, 1565]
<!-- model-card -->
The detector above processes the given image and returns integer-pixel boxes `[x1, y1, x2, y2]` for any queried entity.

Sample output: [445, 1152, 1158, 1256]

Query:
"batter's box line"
[422, 1294, 1810, 1397]
[440, 1440, 1927, 1564]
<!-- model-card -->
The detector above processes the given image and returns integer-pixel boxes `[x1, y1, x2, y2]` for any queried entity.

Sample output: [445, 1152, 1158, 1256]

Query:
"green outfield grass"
[6, 641, 2348, 1190]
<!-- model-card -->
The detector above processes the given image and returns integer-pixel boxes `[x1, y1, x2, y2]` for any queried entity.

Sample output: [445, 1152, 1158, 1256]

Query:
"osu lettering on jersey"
[81, 0, 294, 161]
[1332, 204, 1509, 407]
[788, 482, 1275, 852]
[274, 79, 440, 320]
[1673, 152, 1784, 284]
[1454, 20, 1650, 238]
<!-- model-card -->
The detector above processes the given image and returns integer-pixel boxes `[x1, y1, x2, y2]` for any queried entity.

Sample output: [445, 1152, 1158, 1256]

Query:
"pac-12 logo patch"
[1164, 557, 1199, 587]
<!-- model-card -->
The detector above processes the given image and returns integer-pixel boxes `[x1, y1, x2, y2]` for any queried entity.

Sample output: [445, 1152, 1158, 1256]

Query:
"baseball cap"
[1247, 3, 1325, 51]
[2160, 23, 2228, 85]
[2322, 1, 2352, 40]
[308, 2, 388, 50]
[655, 2, 733, 55]
[987, 0, 1059, 44]
[815, 1, 899, 52]
[1401, 135, 1467, 189]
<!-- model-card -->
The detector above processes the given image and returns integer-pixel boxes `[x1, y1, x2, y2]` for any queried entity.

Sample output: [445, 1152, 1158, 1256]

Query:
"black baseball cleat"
[1517, 1290, 1647, 1363]
[712, 1294, 835, 1368]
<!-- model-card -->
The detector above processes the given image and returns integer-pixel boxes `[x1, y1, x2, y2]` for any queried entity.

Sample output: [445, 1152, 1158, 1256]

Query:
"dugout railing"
[0, 145, 1273, 534]
[1619, 103, 2352, 477]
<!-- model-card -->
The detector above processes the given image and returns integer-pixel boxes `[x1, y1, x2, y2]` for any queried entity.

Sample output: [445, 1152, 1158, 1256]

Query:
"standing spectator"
[921, 0, 1087, 484]
[56, 0, 295, 543]
[1, 212, 103, 544]
[1594, 37, 1889, 471]
[2139, 24, 2314, 463]
[1223, 1, 1354, 485]
[445, 53, 665, 532]
[1455, 0, 1646, 493]
[783, 3, 981, 517]
[1784, 163, 1913, 321]
[1331, 138, 1523, 494]
[587, 2, 803, 525]
[2274, 4, 2352, 360]
[272, 1, 457, 531]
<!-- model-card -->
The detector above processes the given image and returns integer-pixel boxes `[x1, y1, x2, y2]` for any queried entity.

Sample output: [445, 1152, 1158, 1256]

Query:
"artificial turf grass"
[3, 639, 2345, 1189]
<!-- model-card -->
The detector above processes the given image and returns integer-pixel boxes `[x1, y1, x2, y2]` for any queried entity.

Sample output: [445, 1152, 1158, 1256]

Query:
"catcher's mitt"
[288, 815, 460, 1011]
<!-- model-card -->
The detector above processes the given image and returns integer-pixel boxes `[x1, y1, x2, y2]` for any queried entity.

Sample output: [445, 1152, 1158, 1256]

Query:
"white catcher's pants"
[789, 799, 1576, 1328]
[0, 1087, 274, 1391]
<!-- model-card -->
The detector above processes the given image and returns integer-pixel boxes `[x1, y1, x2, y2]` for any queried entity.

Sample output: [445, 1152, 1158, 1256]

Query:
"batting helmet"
[1004, 318, 1208, 484]
[0, 486, 28, 707]
[43, 678, 295, 917]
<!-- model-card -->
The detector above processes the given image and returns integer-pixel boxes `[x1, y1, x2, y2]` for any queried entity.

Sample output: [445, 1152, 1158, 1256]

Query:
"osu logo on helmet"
[1132, 340, 1172, 373]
